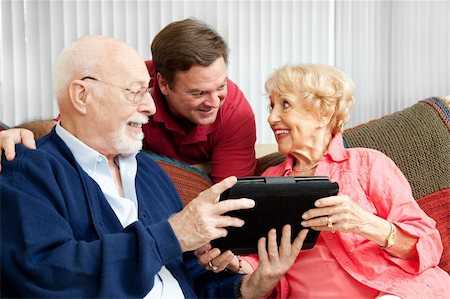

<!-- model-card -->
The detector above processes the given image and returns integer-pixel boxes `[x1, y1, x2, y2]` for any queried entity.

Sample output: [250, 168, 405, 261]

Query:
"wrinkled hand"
[168, 176, 255, 252]
[241, 225, 308, 299]
[301, 195, 371, 234]
[0, 128, 36, 171]
[194, 243, 238, 273]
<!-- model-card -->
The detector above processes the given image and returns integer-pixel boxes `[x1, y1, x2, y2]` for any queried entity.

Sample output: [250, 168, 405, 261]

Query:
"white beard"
[113, 130, 144, 156]
[112, 114, 147, 156]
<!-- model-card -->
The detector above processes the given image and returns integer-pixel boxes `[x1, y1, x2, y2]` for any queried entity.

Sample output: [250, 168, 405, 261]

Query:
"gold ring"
[208, 261, 218, 271]
[327, 216, 334, 231]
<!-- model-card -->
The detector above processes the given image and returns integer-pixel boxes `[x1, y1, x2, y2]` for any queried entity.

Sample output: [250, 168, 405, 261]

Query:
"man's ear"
[69, 80, 89, 114]
[157, 73, 170, 96]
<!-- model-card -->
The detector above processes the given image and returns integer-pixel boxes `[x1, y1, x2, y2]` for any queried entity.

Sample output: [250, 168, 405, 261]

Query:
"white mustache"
[127, 114, 149, 125]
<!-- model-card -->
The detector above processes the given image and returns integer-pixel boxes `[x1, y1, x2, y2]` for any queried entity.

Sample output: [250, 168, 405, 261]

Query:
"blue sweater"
[0, 129, 240, 298]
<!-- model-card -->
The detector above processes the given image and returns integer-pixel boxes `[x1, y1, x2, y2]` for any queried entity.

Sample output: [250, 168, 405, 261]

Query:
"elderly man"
[0, 19, 256, 182]
[0, 35, 305, 298]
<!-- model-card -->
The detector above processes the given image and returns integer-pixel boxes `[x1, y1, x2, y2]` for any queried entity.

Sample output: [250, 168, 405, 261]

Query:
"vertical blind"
[1, 0, 449, 143]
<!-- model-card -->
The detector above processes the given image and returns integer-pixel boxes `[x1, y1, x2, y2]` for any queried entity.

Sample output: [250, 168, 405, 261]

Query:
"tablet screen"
[211, 176, 339, 254]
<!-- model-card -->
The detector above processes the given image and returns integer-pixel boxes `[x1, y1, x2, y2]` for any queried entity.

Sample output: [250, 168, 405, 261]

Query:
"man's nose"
[204, 92, 221, 108]
[137, 92, 156, 116]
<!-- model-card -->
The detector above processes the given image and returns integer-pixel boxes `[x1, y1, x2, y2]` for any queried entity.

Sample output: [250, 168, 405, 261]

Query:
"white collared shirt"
[56, 123, 185, 299]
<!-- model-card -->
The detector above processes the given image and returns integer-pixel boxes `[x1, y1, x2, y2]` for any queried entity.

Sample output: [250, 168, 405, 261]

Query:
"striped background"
[1, 0, 449, 143]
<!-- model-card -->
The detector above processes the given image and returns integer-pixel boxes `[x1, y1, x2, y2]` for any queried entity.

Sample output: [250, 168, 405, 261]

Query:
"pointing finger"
[208, 176, 238, 202]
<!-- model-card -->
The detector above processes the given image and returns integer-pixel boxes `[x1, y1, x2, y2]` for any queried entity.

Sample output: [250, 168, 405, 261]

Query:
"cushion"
[416, 188, 450, 273]
[343, 97, 450, 200]
[143, 151, 212, 206]
[255, 152, 285, 176]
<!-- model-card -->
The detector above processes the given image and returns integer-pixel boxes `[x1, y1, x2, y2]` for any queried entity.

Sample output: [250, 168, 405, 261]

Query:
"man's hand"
[0, 128, 36, 171]
[168, 176, 255, 252]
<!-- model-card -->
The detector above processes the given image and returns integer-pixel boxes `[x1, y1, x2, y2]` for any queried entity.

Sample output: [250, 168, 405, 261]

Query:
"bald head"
[51, 35, 154, 157]
[53, 35, 146, 103]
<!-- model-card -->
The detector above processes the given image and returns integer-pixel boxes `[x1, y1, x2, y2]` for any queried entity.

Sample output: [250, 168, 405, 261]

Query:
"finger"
[214, 214, 245, 228]
[279, 224, 292, 256]
[198, 248, 221, 266]
[314, 195, 348, 207]
[310, 225, 338, 234]
[257, 236, 268, 263]
[20, 130, 36, 150]
[301, 215, 329, 228]
[212, 227, 230, 240]
[209, 176, 238, 202]
[194, 243, 212, 257]
[302, 206, 336, 220]
[225, 253, 241, 273]
[291, 229, 308, 254]
[267, 228, 279, 260]
[3, 139, 17, 161]
[215, 198, 255, 215]
[211, 250, 235, 272]
[207, 260, 218, 271]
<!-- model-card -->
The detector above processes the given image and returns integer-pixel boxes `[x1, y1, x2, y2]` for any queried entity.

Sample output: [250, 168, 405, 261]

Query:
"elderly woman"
[197, 64, 449, 298]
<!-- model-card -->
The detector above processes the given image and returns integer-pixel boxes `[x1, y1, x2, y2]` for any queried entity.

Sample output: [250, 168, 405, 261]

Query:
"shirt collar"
[326, 132, 349, 162]
[55, 123, 137, 175]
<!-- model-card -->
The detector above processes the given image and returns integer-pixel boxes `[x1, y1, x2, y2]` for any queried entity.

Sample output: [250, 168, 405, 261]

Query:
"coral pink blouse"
[242, 133, 450, 298]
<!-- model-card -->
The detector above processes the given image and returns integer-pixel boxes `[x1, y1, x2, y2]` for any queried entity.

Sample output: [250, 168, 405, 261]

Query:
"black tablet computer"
[211, 176, 339, 254]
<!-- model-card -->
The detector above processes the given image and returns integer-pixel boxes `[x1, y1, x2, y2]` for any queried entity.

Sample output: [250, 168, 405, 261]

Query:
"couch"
[146, 96, 450, 273]
[0, 121, 9, 132]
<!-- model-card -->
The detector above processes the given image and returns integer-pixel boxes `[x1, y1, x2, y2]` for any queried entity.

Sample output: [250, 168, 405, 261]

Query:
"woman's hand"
[301, 195, 371, 234]
[240, 226, 308, 299]
[194, 243, 239, 273]
[194, 243, 255, 274]
[196, 226, 308, 298]
[301, 195, 419, 259]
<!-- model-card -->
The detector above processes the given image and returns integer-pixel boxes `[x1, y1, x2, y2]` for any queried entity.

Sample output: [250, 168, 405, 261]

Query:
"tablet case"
[211, 176, 339, 254]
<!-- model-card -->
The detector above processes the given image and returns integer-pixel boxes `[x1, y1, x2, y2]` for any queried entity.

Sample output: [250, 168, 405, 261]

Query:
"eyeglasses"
[82, 76, 151, 104]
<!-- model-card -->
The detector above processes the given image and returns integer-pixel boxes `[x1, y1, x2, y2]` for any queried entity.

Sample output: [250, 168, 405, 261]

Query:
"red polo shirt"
[144, 61, 256, 183]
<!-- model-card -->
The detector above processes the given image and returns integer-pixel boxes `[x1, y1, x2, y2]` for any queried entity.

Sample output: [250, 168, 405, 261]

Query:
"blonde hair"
[265, 64, 355, 134]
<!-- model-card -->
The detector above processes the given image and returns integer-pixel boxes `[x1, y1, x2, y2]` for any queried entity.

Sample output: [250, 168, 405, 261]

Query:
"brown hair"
[151, 18, 229, 88]
[265, 64, 355, 135]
